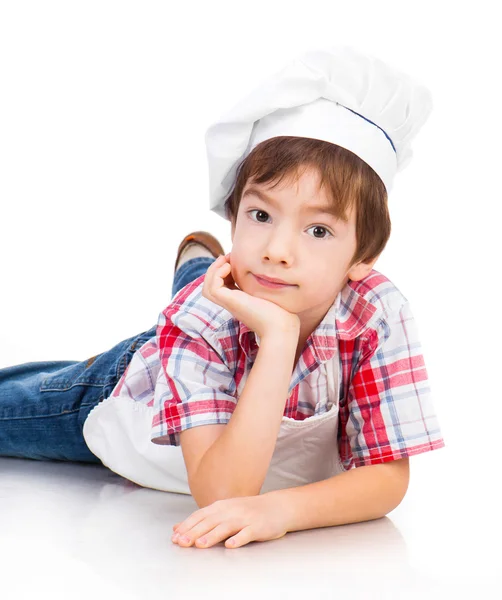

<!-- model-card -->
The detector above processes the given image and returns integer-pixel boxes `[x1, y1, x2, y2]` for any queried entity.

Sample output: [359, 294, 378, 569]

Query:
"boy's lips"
[254, 273, 292, 285]
[254, 275, 295, 289]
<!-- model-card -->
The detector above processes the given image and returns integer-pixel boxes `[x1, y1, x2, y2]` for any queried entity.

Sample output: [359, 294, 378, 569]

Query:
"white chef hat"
[204, 45, 433, 221]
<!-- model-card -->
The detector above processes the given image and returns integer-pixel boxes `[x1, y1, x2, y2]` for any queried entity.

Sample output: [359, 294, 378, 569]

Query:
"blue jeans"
[0, 257, 215, 464]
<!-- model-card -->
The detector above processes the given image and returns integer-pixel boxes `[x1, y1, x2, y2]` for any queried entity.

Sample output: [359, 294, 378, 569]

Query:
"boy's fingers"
[203, 254, 231, 301]
[212, 259, 230, 280]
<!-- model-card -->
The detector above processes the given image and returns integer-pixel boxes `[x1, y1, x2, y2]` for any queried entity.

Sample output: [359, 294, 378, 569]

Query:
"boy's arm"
[190, 327, 299, 508]
[265, 457, 410, 532]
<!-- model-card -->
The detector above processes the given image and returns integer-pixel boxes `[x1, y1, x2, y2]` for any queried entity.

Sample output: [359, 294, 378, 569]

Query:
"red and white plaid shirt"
[109, 269, 444, 470]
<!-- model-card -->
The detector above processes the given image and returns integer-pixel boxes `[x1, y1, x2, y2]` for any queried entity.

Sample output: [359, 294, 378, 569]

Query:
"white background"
[1, 1, 501, 597]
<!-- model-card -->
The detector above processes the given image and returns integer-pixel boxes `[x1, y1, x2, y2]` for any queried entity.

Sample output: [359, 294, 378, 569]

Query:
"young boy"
[0, 46, 444, 550]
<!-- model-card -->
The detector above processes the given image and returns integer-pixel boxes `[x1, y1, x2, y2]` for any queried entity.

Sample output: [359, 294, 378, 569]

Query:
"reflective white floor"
[1, 411, 500, 600]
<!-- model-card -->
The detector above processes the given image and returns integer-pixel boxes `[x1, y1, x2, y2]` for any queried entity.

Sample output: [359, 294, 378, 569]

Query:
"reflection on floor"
[0, 440, 499, 599]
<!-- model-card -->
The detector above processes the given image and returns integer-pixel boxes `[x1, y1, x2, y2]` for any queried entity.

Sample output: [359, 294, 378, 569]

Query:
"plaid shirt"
[110, 269, 444, 470]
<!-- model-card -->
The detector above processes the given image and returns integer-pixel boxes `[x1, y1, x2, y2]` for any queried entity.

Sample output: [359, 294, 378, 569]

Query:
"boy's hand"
[202, 253, 300, 339]
[171, 493, 290, 549]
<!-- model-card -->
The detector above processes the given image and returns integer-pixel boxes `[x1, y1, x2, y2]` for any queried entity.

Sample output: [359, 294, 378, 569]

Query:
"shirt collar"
[237, 274, 379, 363]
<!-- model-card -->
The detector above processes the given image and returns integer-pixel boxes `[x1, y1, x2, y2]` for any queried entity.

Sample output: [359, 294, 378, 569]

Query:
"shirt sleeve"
[339, 300, 445, 468]
[150, 311, 237, 446]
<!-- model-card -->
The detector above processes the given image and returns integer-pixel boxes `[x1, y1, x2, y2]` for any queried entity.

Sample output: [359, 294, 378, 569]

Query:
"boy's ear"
[347, 256, 379, 281]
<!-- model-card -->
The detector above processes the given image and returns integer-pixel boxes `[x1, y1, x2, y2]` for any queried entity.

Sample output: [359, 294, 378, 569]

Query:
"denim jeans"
[0, 256, 215, 464]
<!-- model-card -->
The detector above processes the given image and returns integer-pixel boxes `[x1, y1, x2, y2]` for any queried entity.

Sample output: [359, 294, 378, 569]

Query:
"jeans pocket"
[39, 360, 108, 392]
[39, 325, 158, 396]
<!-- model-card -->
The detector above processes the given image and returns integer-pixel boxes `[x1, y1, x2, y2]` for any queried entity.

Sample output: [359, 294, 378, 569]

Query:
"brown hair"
[224, 136, 391, 269]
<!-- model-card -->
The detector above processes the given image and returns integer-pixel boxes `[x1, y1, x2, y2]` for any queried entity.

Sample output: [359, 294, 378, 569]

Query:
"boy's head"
[224, 136, 391, 332]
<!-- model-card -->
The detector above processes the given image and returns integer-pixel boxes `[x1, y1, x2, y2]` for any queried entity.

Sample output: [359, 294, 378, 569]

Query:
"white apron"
[83, 339, 346, 495]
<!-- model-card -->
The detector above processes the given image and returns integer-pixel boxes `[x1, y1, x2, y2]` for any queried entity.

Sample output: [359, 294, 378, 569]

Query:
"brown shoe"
[174, 231, 225, 274]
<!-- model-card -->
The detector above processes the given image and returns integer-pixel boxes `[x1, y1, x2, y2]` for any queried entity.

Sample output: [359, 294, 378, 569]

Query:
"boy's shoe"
[174, 231, 225, 274]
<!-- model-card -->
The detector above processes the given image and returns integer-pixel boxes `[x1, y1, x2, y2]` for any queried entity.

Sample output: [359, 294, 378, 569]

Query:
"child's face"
[229, 167, 377, 337]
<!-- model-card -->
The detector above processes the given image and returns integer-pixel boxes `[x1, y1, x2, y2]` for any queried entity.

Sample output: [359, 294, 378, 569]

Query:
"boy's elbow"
[188, 478, 220, 509]
[383, 457, 410, 513]
[190, 481, 262, 509]
[192, 488, 229, 509]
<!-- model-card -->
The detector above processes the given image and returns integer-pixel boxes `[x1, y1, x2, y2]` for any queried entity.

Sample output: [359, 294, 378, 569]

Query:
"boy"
[0, 46, 444, 550]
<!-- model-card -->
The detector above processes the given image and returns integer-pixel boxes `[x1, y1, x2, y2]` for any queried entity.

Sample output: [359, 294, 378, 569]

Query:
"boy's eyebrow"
[242, 186, 349, 223]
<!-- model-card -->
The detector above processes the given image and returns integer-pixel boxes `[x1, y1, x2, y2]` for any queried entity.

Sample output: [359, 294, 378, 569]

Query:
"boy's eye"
[251, 209, 269, 223]
[246, 209, 333, 239]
